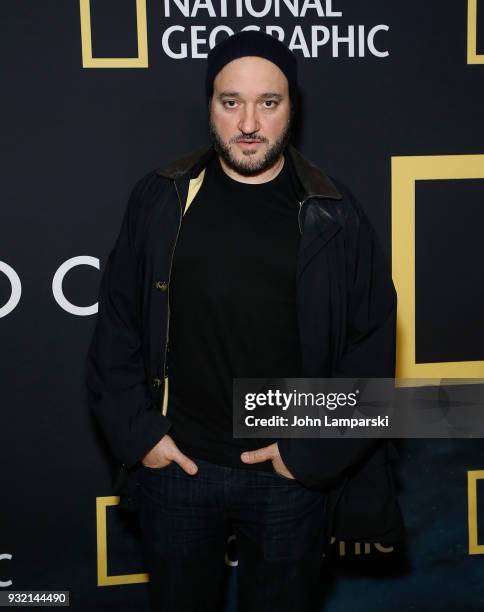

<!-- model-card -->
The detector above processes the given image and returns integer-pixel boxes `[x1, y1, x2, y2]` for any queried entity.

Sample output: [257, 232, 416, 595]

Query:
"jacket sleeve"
[84, 175, 172, 469]
[277, 185, 397, 489]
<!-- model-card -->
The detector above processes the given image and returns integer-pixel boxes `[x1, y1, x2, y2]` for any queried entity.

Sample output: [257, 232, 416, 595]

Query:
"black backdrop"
[1, 1, 484, 610]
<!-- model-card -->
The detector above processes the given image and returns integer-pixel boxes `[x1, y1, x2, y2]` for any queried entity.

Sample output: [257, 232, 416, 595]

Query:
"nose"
[238, 103, 260, 136]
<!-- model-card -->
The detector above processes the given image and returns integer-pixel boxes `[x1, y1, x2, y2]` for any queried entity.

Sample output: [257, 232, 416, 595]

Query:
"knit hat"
[205, 30, 299, 115]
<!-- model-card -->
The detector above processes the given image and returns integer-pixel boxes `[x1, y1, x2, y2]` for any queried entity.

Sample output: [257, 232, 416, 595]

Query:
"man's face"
[208, 55, 292, 177]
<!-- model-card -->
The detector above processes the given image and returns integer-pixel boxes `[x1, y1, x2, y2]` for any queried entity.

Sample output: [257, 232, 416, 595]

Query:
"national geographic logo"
[96, 472, 484, 587]
[79, 0, 484, 67]
[79, 0, 148, 68]
[95, 496, 394, 586]
[468, 0, 484, 64]
[468, 470, 484, 554]
[391, 154, 484, 383]
[79, 0, 390, 67]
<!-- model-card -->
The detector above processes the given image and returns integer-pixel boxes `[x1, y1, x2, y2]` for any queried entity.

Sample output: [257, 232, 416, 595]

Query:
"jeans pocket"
[272, 465, 298, 483]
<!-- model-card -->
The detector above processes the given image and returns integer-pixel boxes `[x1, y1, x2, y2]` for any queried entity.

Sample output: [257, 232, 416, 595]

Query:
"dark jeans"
[137, 456, 330, 612]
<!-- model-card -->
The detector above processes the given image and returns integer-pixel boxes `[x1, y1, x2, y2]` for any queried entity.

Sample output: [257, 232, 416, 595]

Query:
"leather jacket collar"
[155, 143, 342, 202]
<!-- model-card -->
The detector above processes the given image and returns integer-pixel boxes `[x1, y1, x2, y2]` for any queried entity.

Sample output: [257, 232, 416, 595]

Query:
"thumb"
[241, 446, 271, 464]
[173, 449, 198, 475]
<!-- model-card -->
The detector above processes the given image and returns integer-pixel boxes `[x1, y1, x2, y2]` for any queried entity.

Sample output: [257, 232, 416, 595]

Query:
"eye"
[223, 100, 238, 108]
[263, 100, 278, 108]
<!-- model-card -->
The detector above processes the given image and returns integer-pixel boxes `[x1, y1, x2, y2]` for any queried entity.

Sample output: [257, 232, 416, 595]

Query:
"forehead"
[213, 56, 288, 95]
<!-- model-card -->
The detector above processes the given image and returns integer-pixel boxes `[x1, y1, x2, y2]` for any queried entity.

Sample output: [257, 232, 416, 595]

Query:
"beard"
[208, 113, 292, 177]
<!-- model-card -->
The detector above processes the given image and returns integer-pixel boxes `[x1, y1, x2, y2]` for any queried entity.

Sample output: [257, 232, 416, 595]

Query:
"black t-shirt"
[166, 150, 303, 471]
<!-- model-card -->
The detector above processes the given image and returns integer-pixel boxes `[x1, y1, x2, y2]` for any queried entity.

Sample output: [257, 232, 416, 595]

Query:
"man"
[85, 30, 404, 612]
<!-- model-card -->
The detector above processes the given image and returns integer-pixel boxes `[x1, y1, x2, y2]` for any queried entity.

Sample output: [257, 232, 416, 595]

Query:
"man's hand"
[141, 434, 198, 475]
[240, 442, 295, 479]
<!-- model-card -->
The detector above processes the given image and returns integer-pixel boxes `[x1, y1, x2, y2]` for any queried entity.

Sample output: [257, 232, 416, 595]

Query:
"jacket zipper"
[160, 180, 184, 409]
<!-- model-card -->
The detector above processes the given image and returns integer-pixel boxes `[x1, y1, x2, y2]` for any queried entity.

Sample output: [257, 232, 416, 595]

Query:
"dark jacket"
[85, 143, 406, 544]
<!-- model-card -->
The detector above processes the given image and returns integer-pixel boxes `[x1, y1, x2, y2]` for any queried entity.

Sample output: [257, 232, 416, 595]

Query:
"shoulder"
[130, 168, 168, 200]
[327, 176, 364, 219]
[125, 168, 171, 219]
[326, 175, 376, 237]
[117, 168, 173, 252]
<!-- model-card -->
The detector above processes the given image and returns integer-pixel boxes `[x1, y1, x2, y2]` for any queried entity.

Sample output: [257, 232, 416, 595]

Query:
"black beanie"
[205, 30, 299, 115]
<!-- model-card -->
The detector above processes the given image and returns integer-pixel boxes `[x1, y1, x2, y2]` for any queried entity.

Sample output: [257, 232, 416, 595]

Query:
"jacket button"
[152, 377, 162, 389]
[155, 280, 168, 291]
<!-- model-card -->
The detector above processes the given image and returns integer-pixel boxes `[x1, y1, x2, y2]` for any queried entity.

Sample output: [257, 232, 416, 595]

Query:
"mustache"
[232, 136, 267, 143]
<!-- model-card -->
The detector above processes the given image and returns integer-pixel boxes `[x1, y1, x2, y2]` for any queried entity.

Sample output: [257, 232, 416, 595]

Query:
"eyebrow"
[217, 91, 283, 101]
